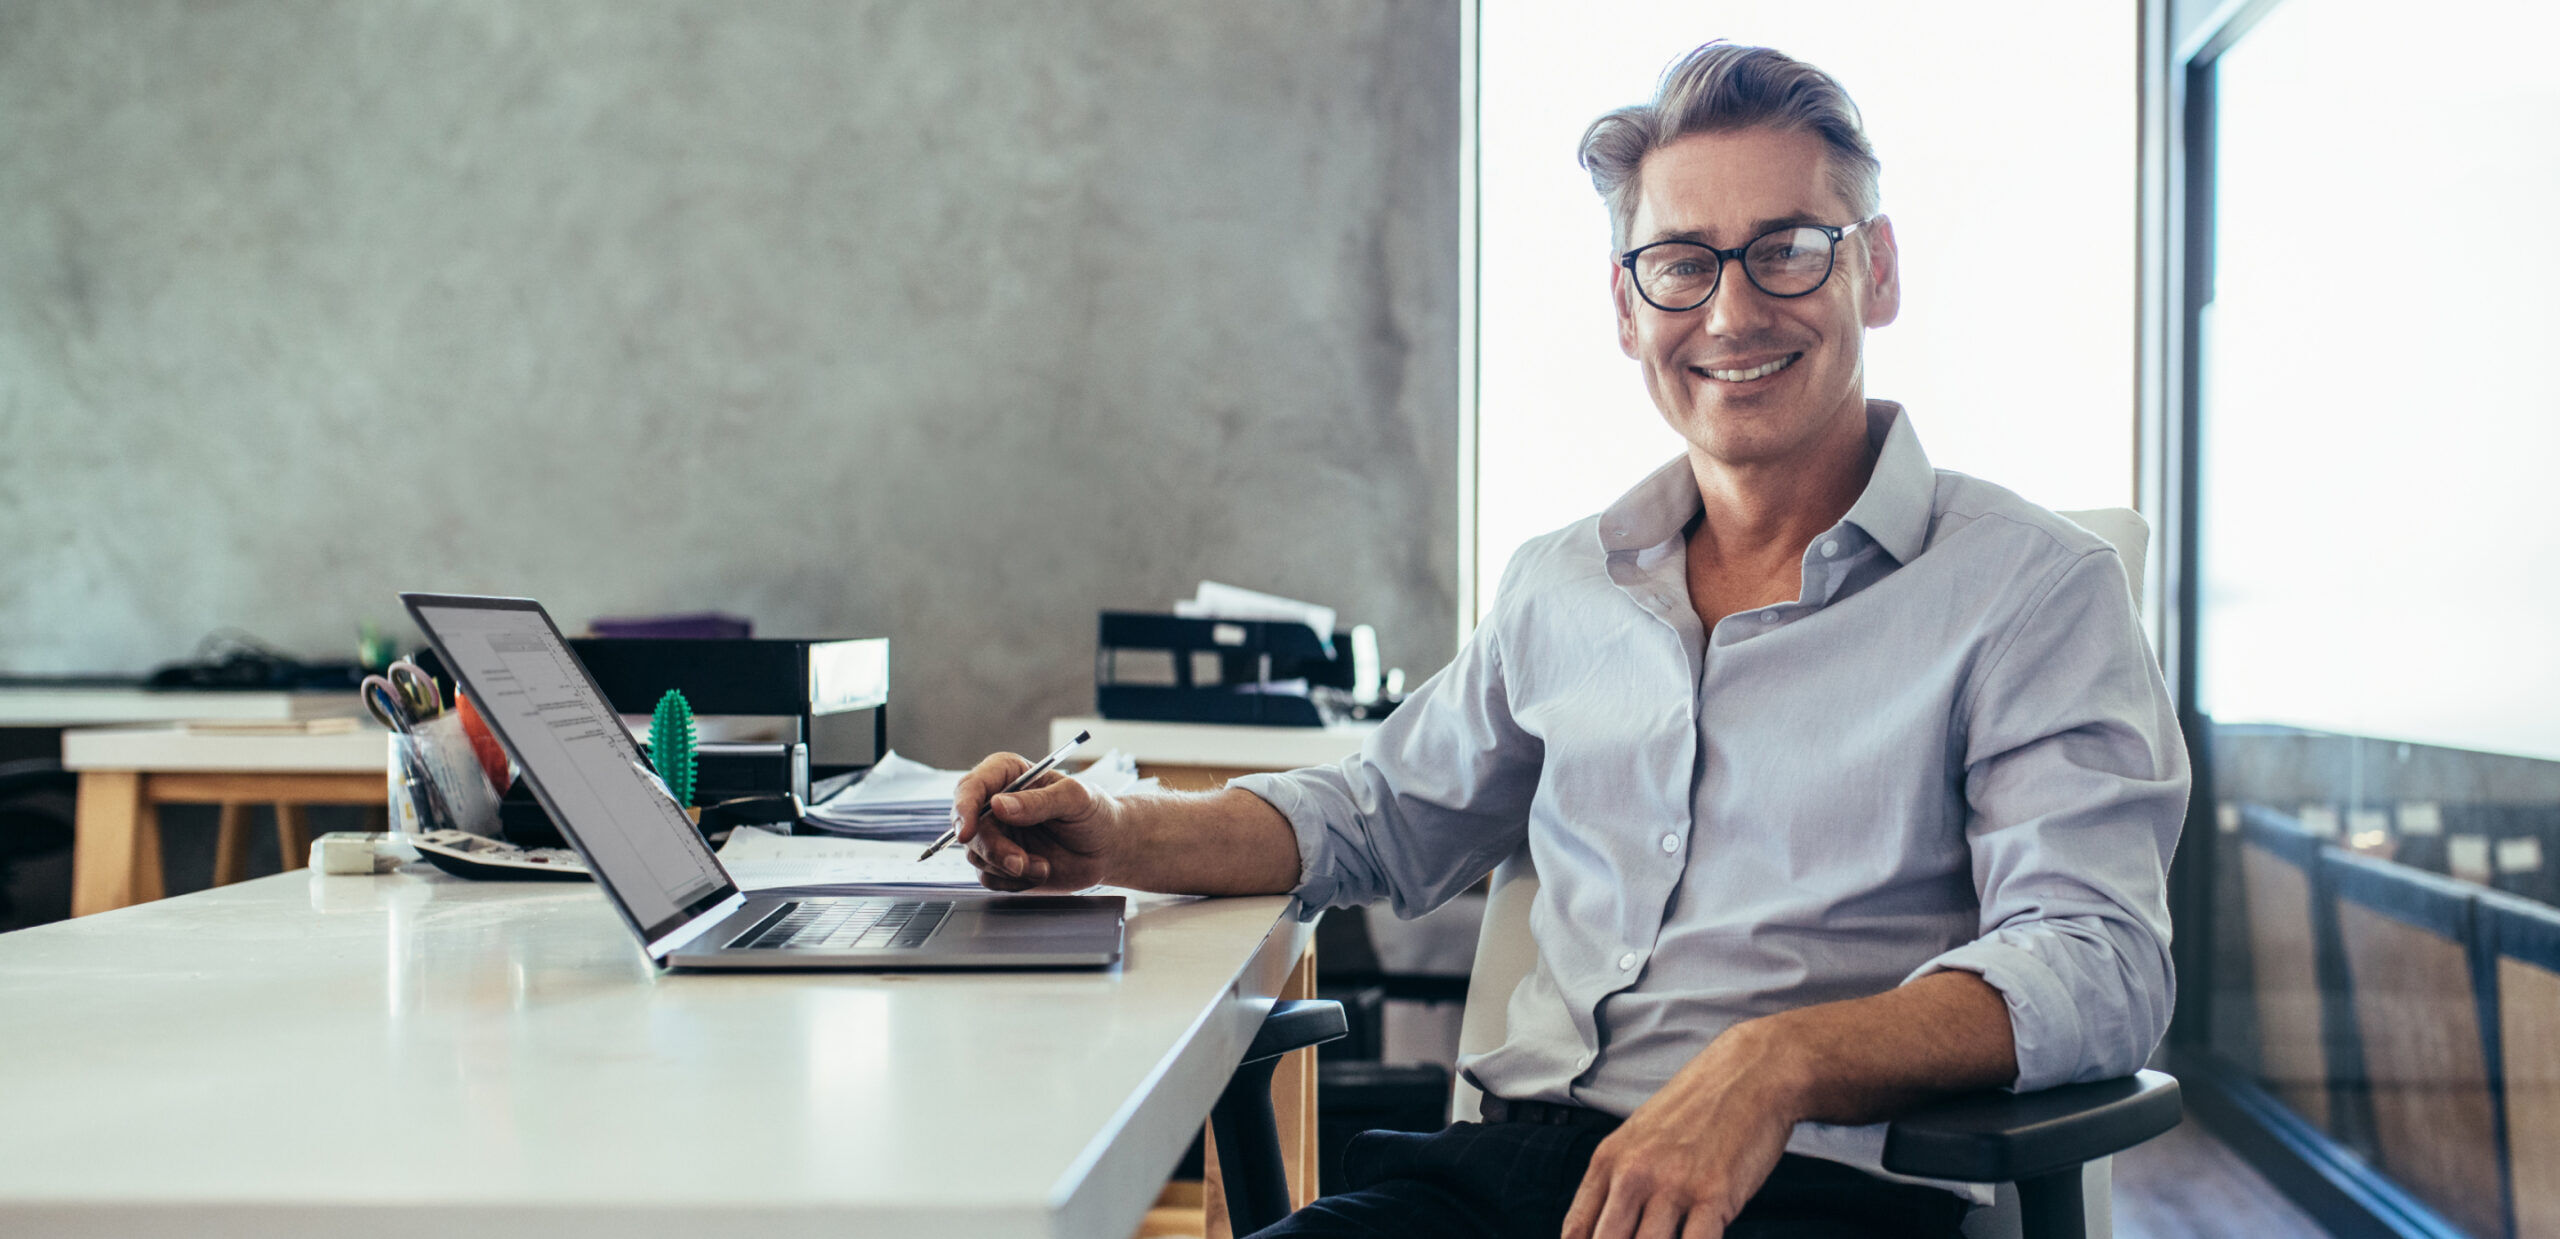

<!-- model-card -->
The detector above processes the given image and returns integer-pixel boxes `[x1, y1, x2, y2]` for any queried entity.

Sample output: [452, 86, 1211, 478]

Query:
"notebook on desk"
[400, 592, 1124, 971]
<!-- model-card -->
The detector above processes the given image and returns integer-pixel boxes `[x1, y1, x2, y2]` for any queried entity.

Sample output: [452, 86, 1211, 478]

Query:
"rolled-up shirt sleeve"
[1912, 545, 2190, 1092]
[1231, 591, 1544, 923]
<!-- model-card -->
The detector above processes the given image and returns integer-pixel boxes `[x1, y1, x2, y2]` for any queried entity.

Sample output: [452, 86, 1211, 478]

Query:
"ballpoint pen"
[918, 729, 1091, 862]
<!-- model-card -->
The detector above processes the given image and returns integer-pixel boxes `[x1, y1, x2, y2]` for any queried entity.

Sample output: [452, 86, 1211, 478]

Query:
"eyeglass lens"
[1631, 226, 1838, 309]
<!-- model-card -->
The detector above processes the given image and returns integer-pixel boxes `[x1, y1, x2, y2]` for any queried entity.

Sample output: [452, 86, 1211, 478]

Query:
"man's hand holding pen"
[954, 752, 1124, 893]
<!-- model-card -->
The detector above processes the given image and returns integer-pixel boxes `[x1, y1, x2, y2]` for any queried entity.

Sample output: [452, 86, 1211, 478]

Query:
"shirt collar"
[1841, 400, 1933, 565]
[1597, 400, 1935, 562]
[1598, 456, 1702, 556]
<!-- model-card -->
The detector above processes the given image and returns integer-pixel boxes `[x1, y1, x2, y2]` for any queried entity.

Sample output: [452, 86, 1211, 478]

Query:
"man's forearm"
[1714, 970, 2017, 1127]
[1105, 787, 1303, 896]
[1563, 970, 2021, 1238]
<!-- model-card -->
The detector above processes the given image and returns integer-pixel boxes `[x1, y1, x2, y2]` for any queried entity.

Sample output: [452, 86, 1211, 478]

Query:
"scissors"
[384, 660, 441, 718]
[361, 660, 444, 732]
[360, 676, 415, 733]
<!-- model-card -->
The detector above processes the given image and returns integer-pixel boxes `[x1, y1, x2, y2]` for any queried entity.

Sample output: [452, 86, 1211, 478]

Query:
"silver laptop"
[401, 592, 1125, 970]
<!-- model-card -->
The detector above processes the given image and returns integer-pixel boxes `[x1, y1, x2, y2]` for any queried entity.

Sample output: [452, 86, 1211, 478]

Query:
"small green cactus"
[649, 689, 697, 807]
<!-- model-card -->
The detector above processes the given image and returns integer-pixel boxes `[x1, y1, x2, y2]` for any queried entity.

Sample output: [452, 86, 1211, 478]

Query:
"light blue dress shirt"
[1233, 402, 2188, 1192]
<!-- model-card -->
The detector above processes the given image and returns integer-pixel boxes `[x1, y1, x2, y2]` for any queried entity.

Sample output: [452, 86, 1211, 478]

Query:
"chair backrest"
[1447, 508, 2150, 1233]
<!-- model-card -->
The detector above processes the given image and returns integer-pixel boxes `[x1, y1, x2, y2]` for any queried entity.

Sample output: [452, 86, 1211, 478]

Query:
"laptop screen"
[404, 595, 735, 945]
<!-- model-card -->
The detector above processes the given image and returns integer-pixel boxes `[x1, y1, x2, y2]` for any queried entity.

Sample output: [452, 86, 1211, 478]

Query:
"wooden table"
[0, 867, 1316, 1239]
[61, 725, 392, 916]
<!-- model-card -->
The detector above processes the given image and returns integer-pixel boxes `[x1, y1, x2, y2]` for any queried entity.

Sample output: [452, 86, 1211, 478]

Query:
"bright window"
[1476, 1, 2137, 615]
[2200, 0, 2560, 762]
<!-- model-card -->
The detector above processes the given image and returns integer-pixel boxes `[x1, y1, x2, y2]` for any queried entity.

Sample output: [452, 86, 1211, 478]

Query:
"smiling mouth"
[1696, 353, 1801, 383]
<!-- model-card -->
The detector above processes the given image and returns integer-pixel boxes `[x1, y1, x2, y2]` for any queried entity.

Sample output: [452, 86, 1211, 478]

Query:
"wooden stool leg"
[72, 771, 162, 916]
[212, 802, 253, 886]
[274, 804, 312, 871]
[134, 803, 166, 903]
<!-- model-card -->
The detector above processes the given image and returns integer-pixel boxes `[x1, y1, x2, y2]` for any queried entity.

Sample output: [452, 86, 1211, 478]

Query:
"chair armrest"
[1881, 1069, 2180, 1183]
[1240, 999, 1348, 1065]
[1212, 999, 1351, 1237]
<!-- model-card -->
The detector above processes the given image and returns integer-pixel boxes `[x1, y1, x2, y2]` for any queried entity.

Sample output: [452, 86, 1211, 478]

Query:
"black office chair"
[0, 758, 79, 929]
[1215, 996, 2177, 1239]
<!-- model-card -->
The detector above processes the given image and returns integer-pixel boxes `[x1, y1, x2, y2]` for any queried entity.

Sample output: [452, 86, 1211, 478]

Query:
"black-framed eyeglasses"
[1618, 217, 1877, 312]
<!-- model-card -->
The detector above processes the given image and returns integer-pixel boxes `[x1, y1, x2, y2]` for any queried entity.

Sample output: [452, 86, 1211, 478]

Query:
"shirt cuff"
[1906, 933, 2090, 1094]
[1227, 771, 1338, 920]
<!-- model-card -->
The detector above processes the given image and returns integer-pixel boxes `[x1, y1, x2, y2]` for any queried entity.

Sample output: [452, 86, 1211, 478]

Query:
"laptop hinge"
[647, 891, 749, 963]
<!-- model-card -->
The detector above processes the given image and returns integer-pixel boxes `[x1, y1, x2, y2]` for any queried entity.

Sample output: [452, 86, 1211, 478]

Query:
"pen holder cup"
[387, 716, 503, 839]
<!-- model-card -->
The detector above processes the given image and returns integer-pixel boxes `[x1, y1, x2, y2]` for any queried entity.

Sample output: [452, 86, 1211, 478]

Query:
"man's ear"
[1612, 260, 1641, 359]
[1860, 215, 1901, 329]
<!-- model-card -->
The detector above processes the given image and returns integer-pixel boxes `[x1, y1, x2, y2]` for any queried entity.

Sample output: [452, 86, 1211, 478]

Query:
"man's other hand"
[1560, 1023, 1801, 1239]
[954, 752, 1120, 892]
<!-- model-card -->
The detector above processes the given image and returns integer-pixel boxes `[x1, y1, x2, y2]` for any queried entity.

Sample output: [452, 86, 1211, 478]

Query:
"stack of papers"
[800, 751, 963, 841]
[1173, 580, 1335, 644]
[799, 749, 1155, 841]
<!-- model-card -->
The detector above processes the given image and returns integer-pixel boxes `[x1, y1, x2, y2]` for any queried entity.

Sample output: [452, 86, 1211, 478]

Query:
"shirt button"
[1660, 833, 1679, 854]
[1617, 952, 1637, 970]
[1820, 539, 1839, 558]
[1761, 610, 1782, 623]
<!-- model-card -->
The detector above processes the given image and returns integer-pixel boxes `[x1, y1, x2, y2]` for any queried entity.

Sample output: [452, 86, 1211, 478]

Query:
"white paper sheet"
[831, 751, 965, 806]
[1173, 581, 1336, 644]
[716, 828, 980, 889]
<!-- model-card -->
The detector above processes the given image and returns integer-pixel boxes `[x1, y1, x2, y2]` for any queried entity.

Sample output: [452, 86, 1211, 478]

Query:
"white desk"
[0, 686, 360, 728]
[0, 868, 1315, 1238]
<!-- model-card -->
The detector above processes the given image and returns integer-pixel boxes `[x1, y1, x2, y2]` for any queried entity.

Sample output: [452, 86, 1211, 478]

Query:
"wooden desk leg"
[212, 803, 252, 887]
[1202, 942, 1323, 1238]
[1274, 945, 1321, 1209]
[274, 804, 312, 871]
[71, 771, 162, 916]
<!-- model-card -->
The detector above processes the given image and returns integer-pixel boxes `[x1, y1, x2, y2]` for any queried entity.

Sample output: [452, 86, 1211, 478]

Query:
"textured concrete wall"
[0, 0, 1461, 765]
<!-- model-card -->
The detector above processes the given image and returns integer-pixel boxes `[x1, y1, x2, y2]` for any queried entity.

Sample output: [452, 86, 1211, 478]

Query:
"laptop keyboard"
[734, 898, 953, 951]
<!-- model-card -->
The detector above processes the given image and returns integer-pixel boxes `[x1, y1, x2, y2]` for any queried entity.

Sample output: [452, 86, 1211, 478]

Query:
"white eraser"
[313, 832, 404, 875]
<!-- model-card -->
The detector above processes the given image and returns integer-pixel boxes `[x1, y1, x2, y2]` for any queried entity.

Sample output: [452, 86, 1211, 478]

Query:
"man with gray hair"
[956, 42, 2184, 1239]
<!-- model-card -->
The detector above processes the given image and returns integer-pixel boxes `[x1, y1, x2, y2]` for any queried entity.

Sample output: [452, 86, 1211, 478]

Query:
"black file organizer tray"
[564, 637, 891, 803]
[1095, 612, 1352, 727]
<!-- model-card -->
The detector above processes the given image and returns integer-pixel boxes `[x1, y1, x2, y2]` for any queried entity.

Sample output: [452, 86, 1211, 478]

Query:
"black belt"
[1479, 1095, 1625, 1132]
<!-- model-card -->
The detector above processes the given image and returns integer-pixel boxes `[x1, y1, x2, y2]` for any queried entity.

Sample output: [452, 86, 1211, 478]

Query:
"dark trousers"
[1249, 1120, 1970, 1238]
